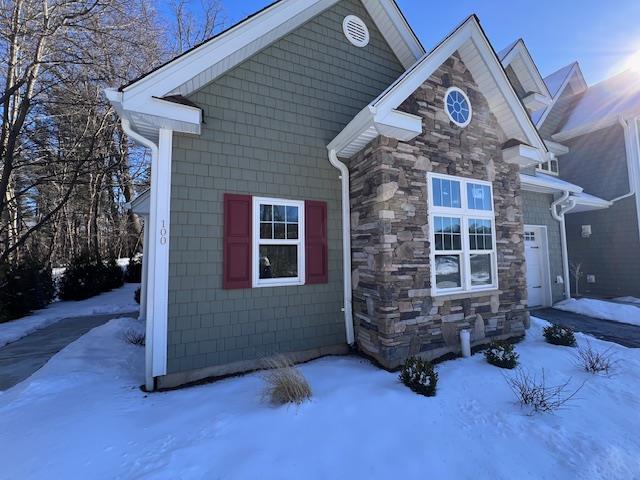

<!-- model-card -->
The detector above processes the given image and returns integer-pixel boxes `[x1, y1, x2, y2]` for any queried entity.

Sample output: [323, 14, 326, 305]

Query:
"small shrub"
[262, 355, 312, 405]
[485, 341, 519, 369]
[575, 341, 617, 375]
[124, 256, 142, 283]
[134, 287, 141, 304]
[505, 368, 584, 414]
[0, 258, 55, 323]
[543, 324, 576, 347]
[58, 254, 124, 301]
[122, 328, 145, 346]
[399, 356, 438, 397]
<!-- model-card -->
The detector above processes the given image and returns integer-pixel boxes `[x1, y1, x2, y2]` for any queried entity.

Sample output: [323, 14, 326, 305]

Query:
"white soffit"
[120, 0, 424, 109]
[330, 16, 547, 159]
[500, 39, 551, 99]
[520, 172, 582, 194]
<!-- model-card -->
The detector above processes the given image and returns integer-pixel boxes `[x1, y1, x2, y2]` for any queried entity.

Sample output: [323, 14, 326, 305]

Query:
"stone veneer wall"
[349, 53, 529, 369]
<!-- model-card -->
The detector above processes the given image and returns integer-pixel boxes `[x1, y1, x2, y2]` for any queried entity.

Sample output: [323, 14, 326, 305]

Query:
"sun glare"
[625, 48, 640, 72]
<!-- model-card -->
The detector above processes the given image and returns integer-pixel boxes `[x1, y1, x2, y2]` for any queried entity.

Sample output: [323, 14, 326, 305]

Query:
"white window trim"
[252, 196, 305, 288]
[427, 172, 499, 296]
[536, 158, 559, 176]
[444, 86, 472, 128]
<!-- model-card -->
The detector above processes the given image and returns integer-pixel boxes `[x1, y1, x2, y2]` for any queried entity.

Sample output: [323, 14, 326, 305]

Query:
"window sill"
[432, 288, 501, 301]
[253, 280, 305, 288]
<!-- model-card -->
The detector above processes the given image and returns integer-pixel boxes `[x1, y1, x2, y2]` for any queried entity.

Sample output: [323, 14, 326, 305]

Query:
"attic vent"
[343, 15, 369, 47]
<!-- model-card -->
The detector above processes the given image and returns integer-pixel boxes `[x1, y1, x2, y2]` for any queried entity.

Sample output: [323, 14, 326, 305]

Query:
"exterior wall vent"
[343, 15, 369, 47]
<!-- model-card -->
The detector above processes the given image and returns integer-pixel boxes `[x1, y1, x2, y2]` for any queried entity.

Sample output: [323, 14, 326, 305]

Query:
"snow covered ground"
[1, 317, 639, 480]
[0, 283, 139, 348]
[555, 297, 640, 327]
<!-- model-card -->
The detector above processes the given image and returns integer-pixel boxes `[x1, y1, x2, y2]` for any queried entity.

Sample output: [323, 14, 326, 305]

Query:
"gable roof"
[328, 15, 548, 159]
[498, 38, 551, 99]
[533, 62, 587, 128]
[553, 69, 640, 140]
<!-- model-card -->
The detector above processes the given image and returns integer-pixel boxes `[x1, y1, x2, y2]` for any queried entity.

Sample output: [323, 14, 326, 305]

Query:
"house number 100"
[160, 220, 168, 245]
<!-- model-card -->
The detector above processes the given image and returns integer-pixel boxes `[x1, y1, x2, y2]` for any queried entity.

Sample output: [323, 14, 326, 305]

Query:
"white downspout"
[121, 119, 157, 392]
[550, 191, 576, 300]
[327, 149, 355, 345]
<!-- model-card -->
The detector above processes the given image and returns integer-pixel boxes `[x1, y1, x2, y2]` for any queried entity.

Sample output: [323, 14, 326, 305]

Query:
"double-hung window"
[428, 173, 498, 294]
[253, 197, 305, 287]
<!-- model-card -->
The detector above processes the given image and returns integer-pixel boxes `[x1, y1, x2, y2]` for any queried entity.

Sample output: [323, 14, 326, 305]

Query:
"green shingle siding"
[166, 0, 405, 375]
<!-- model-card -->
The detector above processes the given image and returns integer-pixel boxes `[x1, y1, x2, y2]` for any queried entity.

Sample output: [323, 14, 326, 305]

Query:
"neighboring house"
[532, 65, 640, 298]
[109, 0, 608, 390]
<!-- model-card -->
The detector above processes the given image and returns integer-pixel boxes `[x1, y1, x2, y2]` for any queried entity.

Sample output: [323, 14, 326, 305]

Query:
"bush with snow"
[399, 356, 438, 397]
[484, 341, 519, 369]
[0, 257, 55, 323]
[575, 341, 617, 375]
[505, 368, 583, 414]
[124, 256, 142, 283]
[543, 324, 576, 347]
[262, 355, 312, 405]
[58, 253, 124, 301]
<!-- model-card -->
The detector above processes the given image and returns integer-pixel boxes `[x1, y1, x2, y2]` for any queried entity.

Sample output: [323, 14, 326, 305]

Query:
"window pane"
[550, 160, 559, 173]
[274, 222, 286, 239]
[259, 245, 298, 279]
[434, 216, 461, 251]
[260, 205, 273, 221]
[469, 219, 493, 251]
[274, 205, 286, 222]
[467, 183, 492, 211]
[286, 206, 299, 222]
[470, 254, 492, 286]
[432, 178, 461, 208]
[435, 255, 461, 289]
[452, 234, 461, 250]
[435, 234, 443, 250]
[287, 223, 298, 239]
[260, 222, 273, 239]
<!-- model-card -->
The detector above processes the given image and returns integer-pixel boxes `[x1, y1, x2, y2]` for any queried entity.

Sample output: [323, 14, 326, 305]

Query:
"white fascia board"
[501, 40, 552, 99]
[374, 109, 422, 140]
[544, 139, 569, 156]
[552, 109, 640, 142]
[503, 144, 544, 167]
[327, 106, 376, 154]
[536, 63, 587, 129]
[523, 92, 552, 111]
[568, 192, 611, 211]
[122, 0, 336, 106]
[520, 172, 583, 194]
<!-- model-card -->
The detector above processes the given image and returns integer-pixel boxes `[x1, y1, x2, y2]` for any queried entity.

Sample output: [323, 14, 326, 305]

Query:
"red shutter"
[223, 194, 252, 289]
[305, 201, 328, 284]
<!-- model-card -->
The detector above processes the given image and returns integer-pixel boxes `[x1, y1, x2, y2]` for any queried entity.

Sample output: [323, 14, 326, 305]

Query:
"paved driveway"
[0, 312, 137, 390]
[533, 308, 640, 348]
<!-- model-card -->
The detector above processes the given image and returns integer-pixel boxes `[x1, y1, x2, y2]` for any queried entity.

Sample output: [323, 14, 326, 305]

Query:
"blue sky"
[205, 0, 640, 85]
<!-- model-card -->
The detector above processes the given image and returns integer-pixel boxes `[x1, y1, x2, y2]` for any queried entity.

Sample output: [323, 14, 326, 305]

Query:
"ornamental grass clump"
[399, 356, 438, 397]
[262, 355, 312, 405]
[543, 324, 577, 347]
[484, 341, 519, 369]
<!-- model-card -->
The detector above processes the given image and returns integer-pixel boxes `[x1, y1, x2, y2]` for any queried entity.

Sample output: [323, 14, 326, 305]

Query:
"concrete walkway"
[533, 308, 640, 348]
[0, 312, 137, 391]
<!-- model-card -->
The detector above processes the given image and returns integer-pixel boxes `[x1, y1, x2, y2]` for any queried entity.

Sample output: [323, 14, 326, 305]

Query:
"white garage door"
[524, 226, 548, 308]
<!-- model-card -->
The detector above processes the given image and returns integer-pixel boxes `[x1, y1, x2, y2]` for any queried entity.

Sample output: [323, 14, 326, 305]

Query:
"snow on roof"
[558, 69, 640, 135]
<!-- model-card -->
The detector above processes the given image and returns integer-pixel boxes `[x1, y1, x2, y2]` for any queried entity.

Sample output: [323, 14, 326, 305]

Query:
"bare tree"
[569, 262, 583, 297]
[168, 0, 225, 54]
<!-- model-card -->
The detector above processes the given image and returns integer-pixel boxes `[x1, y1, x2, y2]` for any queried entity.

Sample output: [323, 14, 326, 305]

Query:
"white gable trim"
[536, 62, 587, 129]
[500, 39, 552, 99]
[120, 0, 424, 111]
[329, 16, 548, 158]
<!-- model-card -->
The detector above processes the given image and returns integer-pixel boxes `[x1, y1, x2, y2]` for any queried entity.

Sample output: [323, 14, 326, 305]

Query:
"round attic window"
[444, 87, 472, 127]
[343, 15, 369, 47]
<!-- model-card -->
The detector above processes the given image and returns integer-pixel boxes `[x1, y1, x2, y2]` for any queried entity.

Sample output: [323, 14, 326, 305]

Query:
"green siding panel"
[166, 0, 405, 374]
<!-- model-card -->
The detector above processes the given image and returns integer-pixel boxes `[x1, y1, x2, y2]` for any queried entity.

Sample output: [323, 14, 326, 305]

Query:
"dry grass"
[122, 328, 145, 347]
[574, 341, 618, 375]
[505, 368, 584, 414]
[261, 355, 312, 405]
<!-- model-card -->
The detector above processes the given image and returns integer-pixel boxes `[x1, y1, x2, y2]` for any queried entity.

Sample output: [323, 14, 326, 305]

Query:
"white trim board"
[500, 39, 552, 100]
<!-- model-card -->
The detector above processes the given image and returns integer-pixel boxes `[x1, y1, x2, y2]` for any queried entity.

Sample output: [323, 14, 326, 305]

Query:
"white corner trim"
[151, 128, 173, 378]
